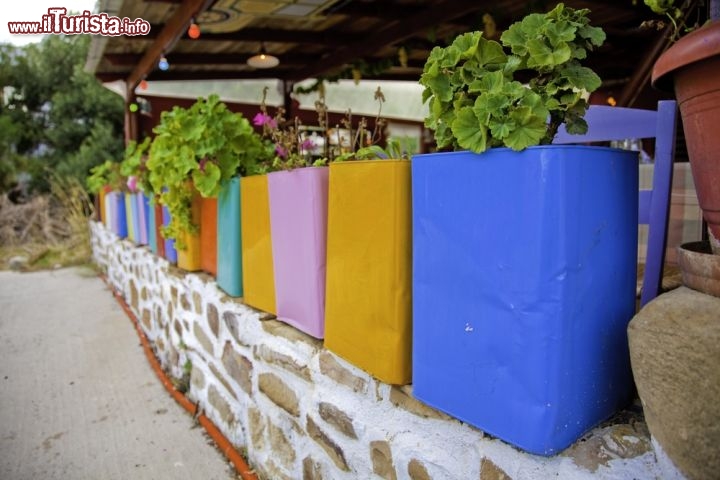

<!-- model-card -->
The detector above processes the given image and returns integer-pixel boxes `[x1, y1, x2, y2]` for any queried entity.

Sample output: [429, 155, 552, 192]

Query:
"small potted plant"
[628, 5, 720, 479]
[147, 95, 262, 273]
[322, 87, 414, 385]
[412, 3, 639, 456]
[646, 0, 720, 279]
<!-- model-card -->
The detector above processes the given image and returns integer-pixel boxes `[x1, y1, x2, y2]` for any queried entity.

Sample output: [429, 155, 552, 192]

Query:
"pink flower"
[127, 175, 138, 192]
[253, 112, 277, 129]
[275, 145, 287, 158]
[300, 138, 316, 151]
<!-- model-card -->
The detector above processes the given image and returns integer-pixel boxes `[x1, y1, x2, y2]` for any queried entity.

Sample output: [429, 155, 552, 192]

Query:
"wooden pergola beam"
[127, 25, 364, 45]
[107, 52, 320, 66]
[125, 0, 214, 96]
[97, 68, 422, 83]
[286, 0, 486, 81]
[106, 52, 428, 69]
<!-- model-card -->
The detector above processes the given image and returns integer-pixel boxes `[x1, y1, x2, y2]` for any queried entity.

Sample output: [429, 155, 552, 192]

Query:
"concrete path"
[0, 267, 238, 480]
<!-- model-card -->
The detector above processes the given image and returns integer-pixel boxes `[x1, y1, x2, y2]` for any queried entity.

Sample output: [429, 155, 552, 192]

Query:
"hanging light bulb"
[158, 55, 169, 71]
[247, 43, 279, 69]
[188, 19, 200, 39]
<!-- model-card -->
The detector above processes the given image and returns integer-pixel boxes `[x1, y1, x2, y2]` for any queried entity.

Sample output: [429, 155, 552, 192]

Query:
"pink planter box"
[268, 167, 329, 338]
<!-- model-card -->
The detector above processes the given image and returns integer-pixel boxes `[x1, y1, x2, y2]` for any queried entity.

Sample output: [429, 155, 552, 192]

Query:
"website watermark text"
[7, 8, 150, 36]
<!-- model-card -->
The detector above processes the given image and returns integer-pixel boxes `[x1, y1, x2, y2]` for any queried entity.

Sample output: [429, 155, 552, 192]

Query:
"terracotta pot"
[200, 196, 218, 276]
[677, 241, 720, 297]
[652, 21, 720, 253]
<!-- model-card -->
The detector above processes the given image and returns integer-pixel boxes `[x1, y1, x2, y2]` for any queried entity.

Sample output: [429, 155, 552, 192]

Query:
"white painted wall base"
[91, 221, 681, 480]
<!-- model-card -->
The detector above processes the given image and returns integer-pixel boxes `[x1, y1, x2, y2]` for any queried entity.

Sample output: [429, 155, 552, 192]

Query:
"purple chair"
[554, 100, 678, 307]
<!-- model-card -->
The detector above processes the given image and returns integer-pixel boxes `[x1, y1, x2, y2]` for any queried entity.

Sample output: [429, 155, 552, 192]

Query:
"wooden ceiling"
[87, 0, 674, 106]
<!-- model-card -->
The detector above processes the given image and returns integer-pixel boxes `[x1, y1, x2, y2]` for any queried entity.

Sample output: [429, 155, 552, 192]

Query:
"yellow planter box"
[324, 160, 412, 385]
[177, 193, 202, 272]
[241, 175, 276, 314]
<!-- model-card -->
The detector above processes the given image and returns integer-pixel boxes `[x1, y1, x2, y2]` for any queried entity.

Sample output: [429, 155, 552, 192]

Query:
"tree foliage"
[0, 34, 124, 193]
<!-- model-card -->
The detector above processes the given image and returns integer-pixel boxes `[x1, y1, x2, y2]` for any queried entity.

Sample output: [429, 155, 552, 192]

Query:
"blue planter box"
[217, 177, 242, 297]
[148, 194, 158, 254]
[112, 192, 128, 239]
[162, 205, 177, 264]
[411, 146, 638, 456]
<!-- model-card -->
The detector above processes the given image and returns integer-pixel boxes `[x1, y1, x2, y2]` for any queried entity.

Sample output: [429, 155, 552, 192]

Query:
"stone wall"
[90, 221, 681, 480]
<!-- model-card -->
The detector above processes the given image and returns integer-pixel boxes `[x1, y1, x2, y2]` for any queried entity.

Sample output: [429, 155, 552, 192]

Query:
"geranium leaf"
[452, 107, 487, 153]
[504, 106, 548, 150]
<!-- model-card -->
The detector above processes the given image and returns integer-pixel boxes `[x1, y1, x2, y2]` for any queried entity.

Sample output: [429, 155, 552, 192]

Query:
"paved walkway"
[0, 267, 238, 480]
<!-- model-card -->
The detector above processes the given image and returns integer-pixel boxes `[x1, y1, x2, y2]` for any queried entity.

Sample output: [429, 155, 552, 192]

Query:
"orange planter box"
[98, 187, 108, 224]
[200, 196, 218, 276]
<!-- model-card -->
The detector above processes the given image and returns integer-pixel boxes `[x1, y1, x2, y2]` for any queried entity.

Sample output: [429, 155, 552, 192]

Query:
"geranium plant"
[332, 86, 405, 161]
[419, 2, 605, 153]
[254, 87, 321, 171]
[119, 137, 151, 194]
[147, 94, 266, 246]
[86, 159, 126, 194]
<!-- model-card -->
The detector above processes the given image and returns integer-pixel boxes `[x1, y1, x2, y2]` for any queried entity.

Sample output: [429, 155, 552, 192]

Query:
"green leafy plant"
[147, 95, 265, 247]
[86, 159, 126, 194]
[253, 87, 325, 171]
[645, 0, 685, 31]
[420, 3, 605, 153]
[641, 0, 718, 39]
[325, 86, 408, 162]
[119, 137, 151, 194]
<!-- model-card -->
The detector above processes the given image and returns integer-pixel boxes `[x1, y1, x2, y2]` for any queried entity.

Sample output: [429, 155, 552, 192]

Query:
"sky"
[1, 1, 98, 46]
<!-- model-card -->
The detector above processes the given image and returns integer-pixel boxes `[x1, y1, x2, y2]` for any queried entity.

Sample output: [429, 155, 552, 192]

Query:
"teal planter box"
[217, 177, 242, 297]
[148, 194, 158, 254]
[412, 146, 639, 456]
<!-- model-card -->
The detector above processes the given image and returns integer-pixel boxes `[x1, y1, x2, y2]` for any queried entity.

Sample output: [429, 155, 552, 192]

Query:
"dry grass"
[0, 176, 95, 271]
